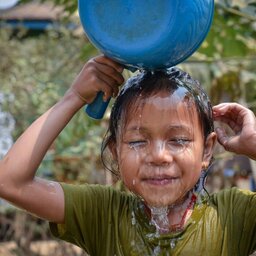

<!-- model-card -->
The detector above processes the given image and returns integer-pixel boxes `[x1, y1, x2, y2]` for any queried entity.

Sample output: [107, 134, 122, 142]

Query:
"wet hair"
[101, 67, 214, 176]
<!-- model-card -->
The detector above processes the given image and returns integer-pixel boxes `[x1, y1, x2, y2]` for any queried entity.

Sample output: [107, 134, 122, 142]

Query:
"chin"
[127, 183, 189, 207]
[136, 191, 179, 207]
[144, 197, 176, 208]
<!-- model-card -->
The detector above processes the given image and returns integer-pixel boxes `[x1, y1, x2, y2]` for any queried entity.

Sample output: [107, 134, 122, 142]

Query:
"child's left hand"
[213, 103, 256, 160]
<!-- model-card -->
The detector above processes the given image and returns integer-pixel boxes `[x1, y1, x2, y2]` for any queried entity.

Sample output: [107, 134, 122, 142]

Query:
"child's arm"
[213, 103, 256, 160]
[0, 56, 124, 223]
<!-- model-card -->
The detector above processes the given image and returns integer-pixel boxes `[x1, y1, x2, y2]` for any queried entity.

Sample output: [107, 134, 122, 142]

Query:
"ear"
[108, 139, 118, 161]
[202, 132, 217, 169]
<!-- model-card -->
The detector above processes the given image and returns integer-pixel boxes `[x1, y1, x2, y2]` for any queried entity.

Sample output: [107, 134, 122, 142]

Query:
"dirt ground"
[0, 240, 87, 256]
[1, 241, 256, 256]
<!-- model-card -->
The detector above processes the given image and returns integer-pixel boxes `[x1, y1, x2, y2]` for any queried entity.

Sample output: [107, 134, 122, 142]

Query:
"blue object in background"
[78, 0, 214, 119]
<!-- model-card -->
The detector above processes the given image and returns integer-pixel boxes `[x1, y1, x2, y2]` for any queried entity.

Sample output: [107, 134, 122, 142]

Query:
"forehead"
[124, 88, 200, 132]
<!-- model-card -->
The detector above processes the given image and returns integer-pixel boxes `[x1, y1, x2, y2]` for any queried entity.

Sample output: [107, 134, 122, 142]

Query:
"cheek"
[117, 147, 142, 182]
[179, 147, 203, 177]
[118, 143, 145, 165]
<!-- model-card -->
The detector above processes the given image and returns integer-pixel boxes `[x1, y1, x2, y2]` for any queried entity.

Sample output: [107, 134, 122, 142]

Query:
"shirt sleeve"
[49, 183, 127, 255]
[213, 187, 256, 255]
[236, 189, 256, 254]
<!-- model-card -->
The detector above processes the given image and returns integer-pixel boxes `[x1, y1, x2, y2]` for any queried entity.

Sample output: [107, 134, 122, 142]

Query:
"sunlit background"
[0, 0, 256, 255]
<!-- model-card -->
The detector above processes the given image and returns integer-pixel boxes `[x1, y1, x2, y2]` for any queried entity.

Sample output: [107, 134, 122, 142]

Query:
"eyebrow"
[166, 125, 192, 133]
[126, 125, 192, 133]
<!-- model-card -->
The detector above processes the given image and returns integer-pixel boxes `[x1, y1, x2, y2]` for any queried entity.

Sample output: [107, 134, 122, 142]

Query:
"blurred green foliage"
[192, 0, 256, 109]
[0, 25, 105, 184]
[1, 0, 256, 185]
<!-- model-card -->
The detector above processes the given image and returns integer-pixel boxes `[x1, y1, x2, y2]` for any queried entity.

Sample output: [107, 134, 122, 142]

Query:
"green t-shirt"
[50, 184, 256, 256]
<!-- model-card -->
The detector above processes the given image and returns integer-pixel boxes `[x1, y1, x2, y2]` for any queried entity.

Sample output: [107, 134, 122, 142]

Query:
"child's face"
[113, 90, 215, 207]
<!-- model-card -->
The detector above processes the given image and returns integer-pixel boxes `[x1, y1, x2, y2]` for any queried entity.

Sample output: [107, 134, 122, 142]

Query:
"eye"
[168, 138, 191, 147]
[128, 140, 147, 148]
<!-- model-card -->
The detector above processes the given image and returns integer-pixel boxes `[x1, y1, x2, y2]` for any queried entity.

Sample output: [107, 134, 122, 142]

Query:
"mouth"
[142, 176, 179, 186]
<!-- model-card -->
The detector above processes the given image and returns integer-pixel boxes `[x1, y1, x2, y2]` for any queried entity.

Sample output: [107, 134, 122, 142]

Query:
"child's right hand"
[70, 55, 125, 104]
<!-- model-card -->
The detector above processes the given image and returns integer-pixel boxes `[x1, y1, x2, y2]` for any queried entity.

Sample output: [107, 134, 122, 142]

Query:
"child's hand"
[213, 103, 256, 160]
[70, 55, 124, 104]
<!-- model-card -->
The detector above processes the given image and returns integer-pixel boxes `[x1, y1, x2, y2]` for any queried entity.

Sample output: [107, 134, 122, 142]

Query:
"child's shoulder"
[210, 187, 256, 207]
[60, 182, 135, 202]
[213, 186, 255, 197]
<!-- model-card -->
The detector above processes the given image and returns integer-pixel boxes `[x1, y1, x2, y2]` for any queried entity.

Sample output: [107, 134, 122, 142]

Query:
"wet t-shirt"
[50, 184, 256, 256]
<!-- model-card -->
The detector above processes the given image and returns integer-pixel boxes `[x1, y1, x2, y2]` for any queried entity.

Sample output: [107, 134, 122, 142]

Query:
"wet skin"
[114, 90, 216, 207]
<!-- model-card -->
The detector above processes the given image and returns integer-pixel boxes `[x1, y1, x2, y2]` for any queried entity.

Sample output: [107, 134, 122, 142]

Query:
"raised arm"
[0, 56, 124, 223]
[213, 103, 256, 160]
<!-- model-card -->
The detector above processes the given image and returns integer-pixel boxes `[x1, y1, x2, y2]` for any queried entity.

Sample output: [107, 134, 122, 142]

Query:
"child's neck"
[146, 191, 197, 234]
[168, 191, 196, 232]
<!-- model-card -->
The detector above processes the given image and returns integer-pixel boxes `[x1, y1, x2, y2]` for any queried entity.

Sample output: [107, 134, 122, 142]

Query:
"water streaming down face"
[128, 91, 201, 188]
[102, 67, 214, 176]
[102, 68, 215, 248]
[116, 91, 209, 244]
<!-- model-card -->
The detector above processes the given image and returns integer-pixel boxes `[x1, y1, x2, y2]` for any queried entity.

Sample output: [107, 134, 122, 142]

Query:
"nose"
[146, 140, 173, 166]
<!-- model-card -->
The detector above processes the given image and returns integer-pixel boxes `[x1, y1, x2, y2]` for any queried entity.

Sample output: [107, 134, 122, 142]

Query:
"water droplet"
[153, 245, 161, 255]
[47, 182, 57, 194]
[131, 211, 136, 225]
[170, 239, 176, 249]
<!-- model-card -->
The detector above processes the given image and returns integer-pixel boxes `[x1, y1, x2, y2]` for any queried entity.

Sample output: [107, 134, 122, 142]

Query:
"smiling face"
[113, 89, 215, 207]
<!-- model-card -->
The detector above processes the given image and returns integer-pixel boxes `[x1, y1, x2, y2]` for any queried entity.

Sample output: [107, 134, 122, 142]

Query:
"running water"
[0, 93, 15, 160]
[0, 93, 15, 207]
[149, 206, 170, 234]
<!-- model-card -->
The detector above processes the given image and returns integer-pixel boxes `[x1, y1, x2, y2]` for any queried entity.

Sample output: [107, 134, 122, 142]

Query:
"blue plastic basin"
[78, 0, 214, 69]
